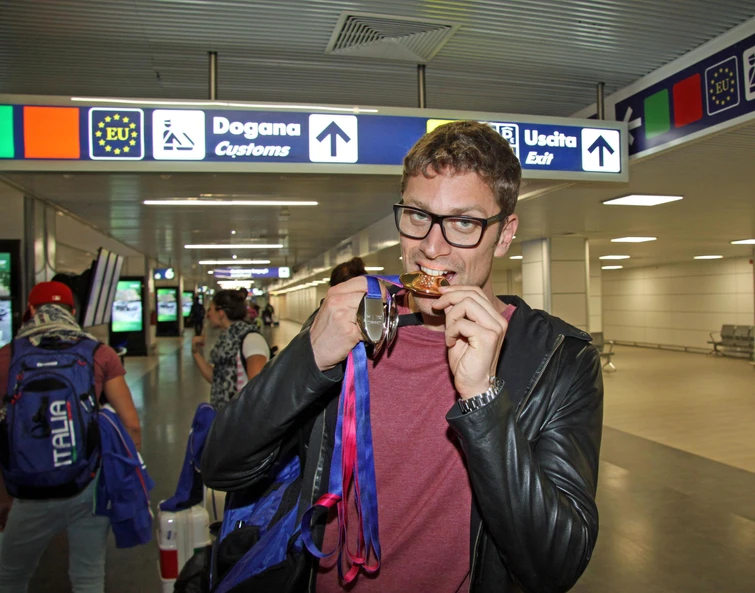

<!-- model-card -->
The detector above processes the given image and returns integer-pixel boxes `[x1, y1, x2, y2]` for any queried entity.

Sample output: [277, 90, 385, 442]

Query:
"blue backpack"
[96, 405, 155, 548]
[211, 451, 305, 592]
[0, 336, 101, 499]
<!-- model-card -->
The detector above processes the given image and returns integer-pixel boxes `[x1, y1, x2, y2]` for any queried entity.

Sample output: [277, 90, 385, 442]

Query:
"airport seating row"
[708, 325, 754, 359]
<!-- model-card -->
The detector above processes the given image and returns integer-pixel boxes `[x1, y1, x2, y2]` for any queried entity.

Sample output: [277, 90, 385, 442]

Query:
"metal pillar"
[209, 51, 218, 100]
[417, 64, 427, 108]
[596, 81, 605, 120]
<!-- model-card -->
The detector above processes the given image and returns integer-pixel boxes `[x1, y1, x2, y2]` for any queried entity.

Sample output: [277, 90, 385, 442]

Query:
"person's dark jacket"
[201, 295, 604, 593]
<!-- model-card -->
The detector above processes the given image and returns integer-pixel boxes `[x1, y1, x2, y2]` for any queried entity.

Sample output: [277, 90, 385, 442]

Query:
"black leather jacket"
[202, 295, 604, 593]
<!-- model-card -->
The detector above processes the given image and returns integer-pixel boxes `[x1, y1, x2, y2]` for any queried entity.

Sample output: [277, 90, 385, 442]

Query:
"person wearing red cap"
[0, 281, 142, 593]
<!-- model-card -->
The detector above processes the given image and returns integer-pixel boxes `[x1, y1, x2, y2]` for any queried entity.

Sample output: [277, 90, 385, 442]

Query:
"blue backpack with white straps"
[0, 336, 101, 499]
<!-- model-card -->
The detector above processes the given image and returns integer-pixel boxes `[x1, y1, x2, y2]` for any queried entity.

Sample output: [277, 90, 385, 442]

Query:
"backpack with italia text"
[0, 336, 101, 499]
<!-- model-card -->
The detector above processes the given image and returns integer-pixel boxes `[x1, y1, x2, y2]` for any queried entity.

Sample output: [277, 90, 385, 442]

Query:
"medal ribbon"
[301, 275, 400, 583]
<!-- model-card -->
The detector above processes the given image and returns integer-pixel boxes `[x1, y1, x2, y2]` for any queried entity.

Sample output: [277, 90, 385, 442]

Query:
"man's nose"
[420, 222, 452, 259]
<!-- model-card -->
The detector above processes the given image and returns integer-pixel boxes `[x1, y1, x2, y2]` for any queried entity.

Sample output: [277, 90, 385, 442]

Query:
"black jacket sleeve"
[447, 340, 603, 593]
[200, 327, 343, 491]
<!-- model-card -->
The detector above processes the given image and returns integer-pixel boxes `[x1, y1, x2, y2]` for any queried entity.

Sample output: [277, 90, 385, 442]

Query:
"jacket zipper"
[308, 412, 328, 593]
[515, 334, 564, 422]
[468, 522, 483, 592]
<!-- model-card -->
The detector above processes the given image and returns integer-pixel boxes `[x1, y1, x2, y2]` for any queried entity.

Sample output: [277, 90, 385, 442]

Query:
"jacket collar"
[496, 295, 591, 410]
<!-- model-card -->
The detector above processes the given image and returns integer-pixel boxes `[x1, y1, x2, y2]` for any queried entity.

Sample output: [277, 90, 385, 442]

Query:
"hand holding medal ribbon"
[301, 273, 445, 582]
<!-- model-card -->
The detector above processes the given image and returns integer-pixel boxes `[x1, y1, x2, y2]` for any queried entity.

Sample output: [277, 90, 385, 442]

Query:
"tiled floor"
[25, 323, 755, 592]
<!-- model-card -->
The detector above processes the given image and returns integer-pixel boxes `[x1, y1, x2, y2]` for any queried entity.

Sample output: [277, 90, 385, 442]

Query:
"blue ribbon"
[301, 275, 402, 578]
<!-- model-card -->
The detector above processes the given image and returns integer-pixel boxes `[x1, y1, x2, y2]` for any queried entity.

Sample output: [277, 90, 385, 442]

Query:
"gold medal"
[399, 272, 449, 296]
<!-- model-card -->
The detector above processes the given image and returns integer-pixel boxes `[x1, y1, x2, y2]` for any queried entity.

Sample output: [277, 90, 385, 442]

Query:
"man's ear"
[494, 214, 518, 258]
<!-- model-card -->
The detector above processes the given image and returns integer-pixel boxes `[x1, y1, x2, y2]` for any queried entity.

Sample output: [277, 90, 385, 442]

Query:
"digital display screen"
[182, 291, 193, 317]
[83, 248, 110, 328]
[111, 280, 143, 333]
[0, 300, 12, 347]
[94, 251, 118, 326]
[157, 288, 178, 322]
[100, 253, 124, 325]
[0, 253, 10, 298]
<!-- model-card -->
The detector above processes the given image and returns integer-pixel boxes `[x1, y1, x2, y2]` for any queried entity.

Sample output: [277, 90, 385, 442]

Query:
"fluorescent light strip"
[364, 267, 385, 271]
[144, 199, 318, 206]
[610, 237, 657, 243]
[693, 255, 723, 260]
[271, 282, 321, 296]
[185, 244, 282, 249]
[731, 239, 755, 245]
[599, 255, 630, 260]
[198, 260, 270, 265]
[601, 265, 623, 270]
[603, 194, 683, 206]
[509, 255, 523, 260]
[71, 97, 379, 113]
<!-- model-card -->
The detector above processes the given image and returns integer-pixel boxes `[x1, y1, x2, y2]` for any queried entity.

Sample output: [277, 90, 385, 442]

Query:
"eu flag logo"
[705, 56, 740, 116]
[88, 108, 144, 160]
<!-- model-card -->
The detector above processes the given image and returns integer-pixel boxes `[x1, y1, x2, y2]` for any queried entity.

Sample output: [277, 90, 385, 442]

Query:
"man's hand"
[432, 286, 508, 399]
[191, 336, 205, 354]
[309, 276, 370, 371]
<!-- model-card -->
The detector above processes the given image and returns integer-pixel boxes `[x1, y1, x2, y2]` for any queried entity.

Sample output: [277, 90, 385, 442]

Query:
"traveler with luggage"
[191, 288, 270, 410]
[0, 281, 142, 593]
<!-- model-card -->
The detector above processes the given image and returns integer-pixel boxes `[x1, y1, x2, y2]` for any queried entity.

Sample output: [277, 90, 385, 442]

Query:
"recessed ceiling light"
[144, 199, 318, 206]
[364, 266, 385, 271]
[185, 244, 282, 249]
[510, 255, 523, 260]
[602, 265, 624, 270]
[599, 255, 630, 260]
[611, 237, 657, 243]
[232, 255, 237, 260]
[694, 255, 723, 260]
[603, 194, 683, 206]
[731, 239, 755, 245]
[231, 230, 236, 235]
[207, 270, 214, 275]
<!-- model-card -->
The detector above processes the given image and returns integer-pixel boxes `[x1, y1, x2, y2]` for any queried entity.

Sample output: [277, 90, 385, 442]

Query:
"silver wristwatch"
[457, 376, 504, 415]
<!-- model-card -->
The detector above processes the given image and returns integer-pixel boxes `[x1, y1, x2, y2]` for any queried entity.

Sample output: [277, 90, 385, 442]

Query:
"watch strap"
[458, 377, 504, 415]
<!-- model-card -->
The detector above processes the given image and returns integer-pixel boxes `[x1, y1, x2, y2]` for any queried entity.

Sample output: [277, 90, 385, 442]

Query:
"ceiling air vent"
[325, 12, 459, 63]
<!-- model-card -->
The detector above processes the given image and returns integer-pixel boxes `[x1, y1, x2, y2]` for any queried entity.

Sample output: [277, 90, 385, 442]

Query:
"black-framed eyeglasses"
[393, 203, 507, 248]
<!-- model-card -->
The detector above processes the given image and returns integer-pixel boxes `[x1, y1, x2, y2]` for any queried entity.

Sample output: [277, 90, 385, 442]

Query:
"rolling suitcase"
[157, 504, 211, 592]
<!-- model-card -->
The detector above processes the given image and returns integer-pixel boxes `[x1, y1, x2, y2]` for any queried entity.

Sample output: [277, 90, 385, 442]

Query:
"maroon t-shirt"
[317, 294, 516, 593]
[0, 341, 126, 403]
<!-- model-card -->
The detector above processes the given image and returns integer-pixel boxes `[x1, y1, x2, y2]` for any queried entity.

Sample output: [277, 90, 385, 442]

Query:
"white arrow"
[622, 106, 642, 145]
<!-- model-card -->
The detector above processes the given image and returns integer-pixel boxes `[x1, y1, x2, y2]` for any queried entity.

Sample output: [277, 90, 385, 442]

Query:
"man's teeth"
[420, 266, 449, 277]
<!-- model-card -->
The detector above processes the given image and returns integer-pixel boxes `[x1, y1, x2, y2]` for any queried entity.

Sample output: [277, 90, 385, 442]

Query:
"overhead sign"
[213, 267, 290, 279]
[0, 98, 627, 181]
[610, 20, 755, 157]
